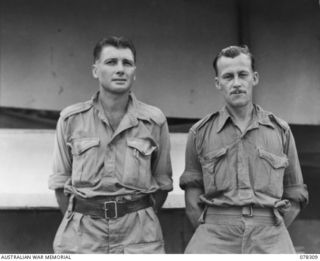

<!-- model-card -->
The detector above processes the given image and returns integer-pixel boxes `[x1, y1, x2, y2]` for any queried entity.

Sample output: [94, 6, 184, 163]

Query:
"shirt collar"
[91, 91, 147, 126]
[90, 90, 136, 111]
[254, 104, 275, 129]
[129, 92, 153, 123]
[91, 91, 108, 123]
[90, 91, 100, 105]
[216, 106, 232, 133]
[216, 104, 275, 133]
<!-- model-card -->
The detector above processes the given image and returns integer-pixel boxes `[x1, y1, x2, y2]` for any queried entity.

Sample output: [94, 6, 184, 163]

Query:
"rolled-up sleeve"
[283, 127, 308, 207]
[48, 116, 72, 190]
[152, 121, 173, 191]
[179, 129, 203, 190]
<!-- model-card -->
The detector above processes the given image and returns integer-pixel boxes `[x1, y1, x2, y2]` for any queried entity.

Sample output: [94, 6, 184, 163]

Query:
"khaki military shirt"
[49, 92, 173, 198]
[180, 105, 308, 208]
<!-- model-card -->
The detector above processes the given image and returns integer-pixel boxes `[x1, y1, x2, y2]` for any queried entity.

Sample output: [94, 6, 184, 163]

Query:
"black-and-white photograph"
[0, 0, 319, 255]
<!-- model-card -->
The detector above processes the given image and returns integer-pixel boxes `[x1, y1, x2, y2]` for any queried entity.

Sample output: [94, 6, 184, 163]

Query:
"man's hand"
[185, 187, 204, 229]
[152, 190, 168, 213]
[55, 188, 70, 215]
[282, 201, 301, 227]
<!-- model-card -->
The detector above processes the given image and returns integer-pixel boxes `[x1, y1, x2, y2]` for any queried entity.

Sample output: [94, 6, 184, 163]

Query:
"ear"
[253, 71, 259, 86]
[92, 64, 98, 79]
[215, 76, 221, 90]
[132, 66, 137, 81]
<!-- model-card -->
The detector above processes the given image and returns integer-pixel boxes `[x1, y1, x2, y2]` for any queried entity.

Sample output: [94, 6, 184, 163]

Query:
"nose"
[232, 76, 241, 88]
[115, 62, 125, 74]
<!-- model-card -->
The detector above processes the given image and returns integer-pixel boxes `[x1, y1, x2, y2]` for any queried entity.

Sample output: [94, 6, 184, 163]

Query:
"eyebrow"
[103, 57, 134, 62]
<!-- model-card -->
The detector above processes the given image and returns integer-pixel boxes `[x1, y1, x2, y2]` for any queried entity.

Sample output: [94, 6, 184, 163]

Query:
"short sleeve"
[48, 116, 72, 190]
[152, 121, 173, 191]
[179, 129, 203, 190]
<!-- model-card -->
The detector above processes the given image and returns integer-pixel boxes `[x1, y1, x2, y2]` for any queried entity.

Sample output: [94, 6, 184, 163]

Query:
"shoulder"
[60, 100, 93, 119]
[258, 105, 290, 132]
[136, 101, 166, 125]
[269, 113, 290, 132]
[190, 111, 219, 133]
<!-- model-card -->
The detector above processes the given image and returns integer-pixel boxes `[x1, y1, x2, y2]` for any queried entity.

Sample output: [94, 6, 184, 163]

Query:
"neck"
[226, 103, 254, 123]
[99, 87, 130, 114]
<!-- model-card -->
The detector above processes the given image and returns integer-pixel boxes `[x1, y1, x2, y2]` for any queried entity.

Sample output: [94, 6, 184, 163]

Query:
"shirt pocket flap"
[258, 147, 289, 169]
[200, 147, 228, 172]
[127, 138, 157, 156]
[202, 147, 228, 162]
[72, 137, 100, 155]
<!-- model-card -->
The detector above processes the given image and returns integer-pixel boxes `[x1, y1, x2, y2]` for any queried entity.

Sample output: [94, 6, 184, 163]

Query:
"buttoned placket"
[234, 120, 260, 201]
[95, 106, 115, 177]
[93, 99, 141, 253]
[96, 95, 144, 175]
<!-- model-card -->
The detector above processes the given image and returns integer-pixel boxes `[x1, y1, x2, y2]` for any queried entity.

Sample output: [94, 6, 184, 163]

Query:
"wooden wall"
[1, 0, 319, 123]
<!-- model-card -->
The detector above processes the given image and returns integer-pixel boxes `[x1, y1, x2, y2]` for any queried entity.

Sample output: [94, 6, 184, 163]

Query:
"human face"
[92, 46, 136, 95]
[215, 53, 259, 109]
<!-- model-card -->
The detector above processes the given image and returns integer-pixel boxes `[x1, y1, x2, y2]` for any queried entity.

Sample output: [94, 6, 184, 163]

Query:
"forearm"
[152, 190, 168, 212]
[55, 188, 70, 215]
[185, 187, 204, 229]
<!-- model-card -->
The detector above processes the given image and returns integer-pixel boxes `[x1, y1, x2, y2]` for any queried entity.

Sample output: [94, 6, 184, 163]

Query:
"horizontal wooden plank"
[0, 129, 186, 209]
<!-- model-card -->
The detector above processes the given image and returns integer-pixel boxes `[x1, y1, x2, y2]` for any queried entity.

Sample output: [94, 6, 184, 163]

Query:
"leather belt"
[206, 205, 274, 217]
[73, 195, 153, 219]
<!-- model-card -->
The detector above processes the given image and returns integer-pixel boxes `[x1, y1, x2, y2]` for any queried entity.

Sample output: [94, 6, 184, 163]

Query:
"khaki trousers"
[185, 208, 296, 254]
[53, 206, 164, 254]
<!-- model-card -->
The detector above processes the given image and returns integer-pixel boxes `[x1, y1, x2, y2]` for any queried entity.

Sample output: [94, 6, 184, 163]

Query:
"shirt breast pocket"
[255, 147, 289, 197]
[200, 147, 228, 194]
[70, 137, 100, 186]
[122, 138, 157, 190]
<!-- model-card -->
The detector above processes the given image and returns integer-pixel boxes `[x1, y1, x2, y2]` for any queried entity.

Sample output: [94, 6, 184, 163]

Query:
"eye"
[105, 59, 117, 65]
[239, 72, 249, 78]
[222, 74, 233, 80]
[123, 60, 134, 67]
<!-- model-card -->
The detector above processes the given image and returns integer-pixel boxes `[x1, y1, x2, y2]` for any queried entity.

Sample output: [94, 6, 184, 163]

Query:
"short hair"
[213, 45, 255, 75]
[93, 36, 137, 63]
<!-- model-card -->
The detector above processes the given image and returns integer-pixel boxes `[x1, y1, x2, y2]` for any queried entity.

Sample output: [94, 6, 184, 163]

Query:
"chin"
[235, 103, 251, 109]
[113, 88, 130, 94]
[229, 100, 250, 108]
[103, 85, 132, 94]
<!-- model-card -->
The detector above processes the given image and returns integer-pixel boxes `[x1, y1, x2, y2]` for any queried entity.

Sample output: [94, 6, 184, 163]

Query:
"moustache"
[230, 90, 247, 95]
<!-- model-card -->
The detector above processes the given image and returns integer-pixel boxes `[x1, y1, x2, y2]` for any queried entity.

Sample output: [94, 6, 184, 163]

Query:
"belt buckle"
[242, 205, 253, 217]
[104, 201, 118, 219]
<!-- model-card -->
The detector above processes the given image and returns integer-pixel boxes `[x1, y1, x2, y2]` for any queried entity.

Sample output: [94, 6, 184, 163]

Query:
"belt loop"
[242, 205, 253, 217]
[198, 205, 208, 224]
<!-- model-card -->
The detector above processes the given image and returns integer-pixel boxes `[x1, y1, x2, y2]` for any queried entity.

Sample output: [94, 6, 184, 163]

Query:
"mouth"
[112, 79, 127, 83]
[230, 90, 246, 95]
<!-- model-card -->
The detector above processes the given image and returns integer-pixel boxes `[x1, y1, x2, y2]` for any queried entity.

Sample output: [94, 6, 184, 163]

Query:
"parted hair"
[213, 45, 255, 75]
[93, 36, 137, 63]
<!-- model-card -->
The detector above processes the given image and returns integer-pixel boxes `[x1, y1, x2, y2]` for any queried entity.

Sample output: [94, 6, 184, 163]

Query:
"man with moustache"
[180, 45, 308, 253]
[49, 36, 172, 253]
